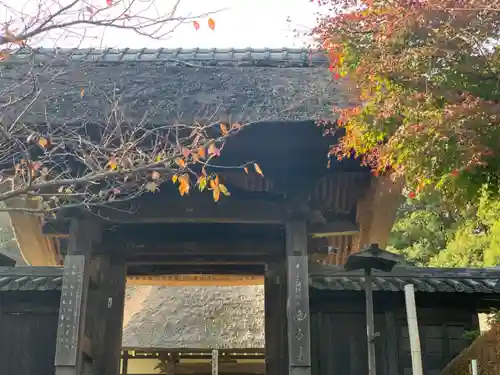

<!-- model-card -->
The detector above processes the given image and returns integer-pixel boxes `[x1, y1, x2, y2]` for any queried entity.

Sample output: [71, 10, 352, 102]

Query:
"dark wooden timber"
[101, 253, 127, 375]
[285, 221, 311, 375]
[265, 260, 288, 375]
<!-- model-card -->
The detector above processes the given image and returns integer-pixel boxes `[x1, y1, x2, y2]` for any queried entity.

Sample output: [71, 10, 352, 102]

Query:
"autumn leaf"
[172, 175, 178, 183]
[193, 21, 200, 30]
[208, 18, 216, 31]
[0, 51, 10, 61]
[219, 184, 230, 196]
[175, 158, 186, 168]
[145, 182, 158, 192]
[107, 159, 118, 170]
[182, 147, 191, 158]
[220, 123, 229, 136]
[243, 167, 248, 174]
[232, 123, 242, 130]
[38, 137, 49, 148]
[253, 163, 264, 176]
[80, 88, 85, 98]
[198, 147, 206, 158]
[209, 174, 219, 189]
[198, 176, 207, 191]
[178, 174, 190, 196]
[212, 187, 220, 202]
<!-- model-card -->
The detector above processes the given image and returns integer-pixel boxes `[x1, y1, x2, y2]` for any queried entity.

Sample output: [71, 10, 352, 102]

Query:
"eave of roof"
[3, 264, 500, 294]
[309, 264, 500, 293]
[0, 266, 62, 291]
[5, 47, 329, 68]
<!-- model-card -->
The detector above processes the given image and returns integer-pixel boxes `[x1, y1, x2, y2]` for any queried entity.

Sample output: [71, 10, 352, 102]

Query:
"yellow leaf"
[219, 184, 230, 196]
[38, 137, 48, 148]
[198, 176, 207, 191]
[172, 175, 178, 183]
[220, 123, 229, 136]
[107, 159, 118, 170]
[80, 88, 85, 98]
[254, 163, 264, 176]
[212, 186, 220, 202]
[145, 182, 158, 192]
[155, 154, 163, 162]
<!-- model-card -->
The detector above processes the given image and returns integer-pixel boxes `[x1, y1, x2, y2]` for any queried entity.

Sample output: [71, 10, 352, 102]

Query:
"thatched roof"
[1, 48, 345, 126]
[122, 285, 264, 349]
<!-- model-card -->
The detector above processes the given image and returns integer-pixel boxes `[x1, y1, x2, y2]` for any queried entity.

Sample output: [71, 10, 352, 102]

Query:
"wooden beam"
[127, 274, 264, 286]
[285, 221, 311, 375]
[89, 193, 290, 224]
[308, 221, 359, 238]
[117, 239, 284, 256]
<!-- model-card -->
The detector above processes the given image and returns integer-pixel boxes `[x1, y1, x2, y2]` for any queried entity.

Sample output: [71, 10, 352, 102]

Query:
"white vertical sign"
[212, 349, 219, 375]
[404, 284, 423, 375]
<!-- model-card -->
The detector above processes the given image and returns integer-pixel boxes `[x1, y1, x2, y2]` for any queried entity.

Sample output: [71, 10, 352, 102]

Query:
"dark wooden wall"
[0, 291, 60, 375]
[309, 291, 479, 375]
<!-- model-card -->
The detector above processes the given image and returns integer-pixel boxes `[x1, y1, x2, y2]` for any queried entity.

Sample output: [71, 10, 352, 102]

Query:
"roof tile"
[8, 48, 328, 68]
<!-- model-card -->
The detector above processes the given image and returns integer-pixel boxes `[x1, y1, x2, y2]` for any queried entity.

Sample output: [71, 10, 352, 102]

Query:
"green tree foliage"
[388, 189, 500, 267]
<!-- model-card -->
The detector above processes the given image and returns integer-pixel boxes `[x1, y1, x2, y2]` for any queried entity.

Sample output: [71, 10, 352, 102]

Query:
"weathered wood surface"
[265, 260, 289, 375]
[310, 294, 479, 375]
[0, 291, 60, 375]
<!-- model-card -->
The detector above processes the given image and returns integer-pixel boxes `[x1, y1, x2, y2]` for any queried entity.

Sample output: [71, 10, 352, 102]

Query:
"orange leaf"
[253, 163, 264, 176]
[80, 88, 85, 98]
[208, 18, 216, 31]
[243, 167, 248, 174]
[193, 20, 200, 30]
[38, 137, 48, 148]
[175, 158, 186, 168]
[220, 123, 229, 136]
[198, 147, 206, 158]
[212, 186, 220, 202]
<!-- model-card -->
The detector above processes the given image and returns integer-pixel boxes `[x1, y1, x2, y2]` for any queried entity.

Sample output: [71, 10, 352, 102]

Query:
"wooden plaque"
[55, 255, 85, 366]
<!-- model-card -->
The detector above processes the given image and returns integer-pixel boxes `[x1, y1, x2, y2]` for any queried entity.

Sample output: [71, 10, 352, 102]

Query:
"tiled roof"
[7, 48, 328, 68]
[309, 265, 500, 294]
[2, 265, 500, 294]
[0, 266, 62, 291]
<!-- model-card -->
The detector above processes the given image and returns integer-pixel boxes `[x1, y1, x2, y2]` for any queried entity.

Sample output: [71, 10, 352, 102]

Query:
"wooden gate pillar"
[54, 220, 101, 375]
[99, 252, 127, 375]
[285, 221, 311, 375]
[88, 251, 127, 375]
[265, 259, 288, 375]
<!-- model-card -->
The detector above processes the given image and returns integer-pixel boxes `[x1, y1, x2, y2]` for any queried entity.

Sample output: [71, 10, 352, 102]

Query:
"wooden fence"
[441, 325, 500, 375]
